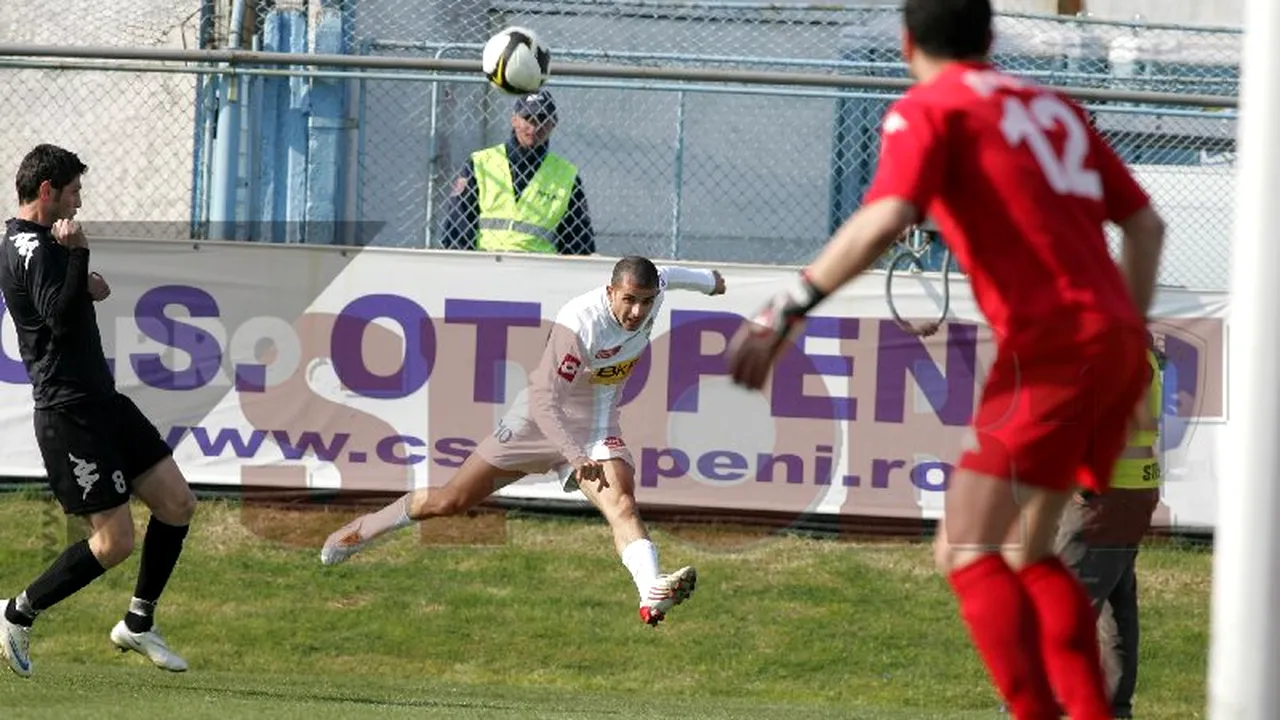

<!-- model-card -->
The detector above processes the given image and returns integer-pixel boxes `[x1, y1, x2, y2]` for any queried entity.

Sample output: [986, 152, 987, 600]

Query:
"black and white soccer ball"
[482, 26, 551, 95]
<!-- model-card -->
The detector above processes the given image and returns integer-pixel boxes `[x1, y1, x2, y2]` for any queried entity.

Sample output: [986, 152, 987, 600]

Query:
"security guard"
[438, 90, 596, 255]
[1055, 342, 1165, 719]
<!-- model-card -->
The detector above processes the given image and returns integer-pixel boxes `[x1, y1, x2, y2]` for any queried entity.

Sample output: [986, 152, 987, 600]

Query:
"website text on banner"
[0, 240, 1224, 531]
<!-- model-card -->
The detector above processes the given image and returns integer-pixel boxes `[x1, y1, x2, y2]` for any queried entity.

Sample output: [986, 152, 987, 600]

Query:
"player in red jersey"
[728, 1, 1165, 718]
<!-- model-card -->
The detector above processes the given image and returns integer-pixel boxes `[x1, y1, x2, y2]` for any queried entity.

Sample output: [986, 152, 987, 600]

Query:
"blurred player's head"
[608, 256, 660, 331]
[901, 0, 993, 79]
[16, 144, 87, 222]
[511, 91, 558, 149]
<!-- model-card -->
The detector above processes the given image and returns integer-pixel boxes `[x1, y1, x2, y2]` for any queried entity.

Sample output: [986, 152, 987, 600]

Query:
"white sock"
[360, 494, 414, 541]
[620, 538, 660, 600]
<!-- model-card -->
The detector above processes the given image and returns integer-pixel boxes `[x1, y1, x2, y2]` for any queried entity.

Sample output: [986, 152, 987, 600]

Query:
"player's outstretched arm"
[726, 197, 915, 391]
[1116, 206, 1165, 321]
[657, 266, 726, 295]
[806, 198, 916, 295]
[1088, 117, 1165, 321]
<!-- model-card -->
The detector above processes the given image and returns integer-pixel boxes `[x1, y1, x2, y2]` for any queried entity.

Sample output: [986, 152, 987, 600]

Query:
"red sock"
[948, 555, 1060, 719]
[1019, 557, 1112, 720]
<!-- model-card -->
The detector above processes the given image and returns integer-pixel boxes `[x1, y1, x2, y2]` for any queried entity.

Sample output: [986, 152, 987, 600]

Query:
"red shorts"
[957, 318, 1149, 493]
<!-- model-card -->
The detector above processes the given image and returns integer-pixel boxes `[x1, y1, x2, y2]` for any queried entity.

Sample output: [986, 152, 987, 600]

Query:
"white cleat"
[638, 566, 698, 627]
[110, 620, 188, 672]
[320, 520, 371, 566]
[0, 602, 32, 678]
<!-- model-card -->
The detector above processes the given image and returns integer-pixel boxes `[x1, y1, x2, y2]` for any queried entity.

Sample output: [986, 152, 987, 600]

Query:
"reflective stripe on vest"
[1112, 349, 1164, 490]
[472, 145, 577, 254]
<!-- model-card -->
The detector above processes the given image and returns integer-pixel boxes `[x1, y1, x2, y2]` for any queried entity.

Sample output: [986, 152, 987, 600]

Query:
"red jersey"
[864, 61, 1150, 338]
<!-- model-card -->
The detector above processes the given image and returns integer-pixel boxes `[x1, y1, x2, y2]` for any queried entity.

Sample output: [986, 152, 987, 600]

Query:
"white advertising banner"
[0, 239, 1226, 531]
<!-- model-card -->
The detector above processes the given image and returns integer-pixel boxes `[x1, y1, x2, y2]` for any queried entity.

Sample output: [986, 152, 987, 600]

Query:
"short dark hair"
[903, 0, 993, 61]
[610, 256, 660, 289]
[16, 144, 87, 205]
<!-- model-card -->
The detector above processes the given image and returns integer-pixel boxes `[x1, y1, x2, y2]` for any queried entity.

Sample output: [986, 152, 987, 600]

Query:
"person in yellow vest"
[1054, 340, 1165, 719]
[438, 90, 596, 255]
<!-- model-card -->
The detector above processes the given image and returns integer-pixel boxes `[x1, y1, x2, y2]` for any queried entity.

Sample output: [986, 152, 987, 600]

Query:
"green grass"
[0, 493, 1211, 719]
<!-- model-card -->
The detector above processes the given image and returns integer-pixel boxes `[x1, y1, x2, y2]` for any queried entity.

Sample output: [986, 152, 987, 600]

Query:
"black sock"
[4, 594, 36, 627]
[125, 517, 189, 632]
[21, 540, 108, 621]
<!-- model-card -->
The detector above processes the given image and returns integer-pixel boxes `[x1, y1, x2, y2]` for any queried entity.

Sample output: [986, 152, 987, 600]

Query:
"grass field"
[0, 492, 1210, 719]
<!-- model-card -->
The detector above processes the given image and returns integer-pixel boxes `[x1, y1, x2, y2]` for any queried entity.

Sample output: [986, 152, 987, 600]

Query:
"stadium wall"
[0, 239, 1226, 533]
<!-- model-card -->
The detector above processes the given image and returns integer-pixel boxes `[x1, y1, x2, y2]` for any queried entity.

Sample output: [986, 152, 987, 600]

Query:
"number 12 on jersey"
[1000, 94, 1103, 201]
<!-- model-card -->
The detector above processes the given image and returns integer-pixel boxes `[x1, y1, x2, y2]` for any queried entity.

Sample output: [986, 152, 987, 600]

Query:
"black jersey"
[0, 218, 115, 408]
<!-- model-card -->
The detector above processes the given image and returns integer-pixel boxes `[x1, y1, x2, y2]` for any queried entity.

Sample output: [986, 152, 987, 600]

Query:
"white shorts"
[473, 412, 634, 491]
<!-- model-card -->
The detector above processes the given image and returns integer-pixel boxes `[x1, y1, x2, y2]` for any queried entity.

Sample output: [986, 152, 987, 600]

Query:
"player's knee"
[600, 489, 639, 523]
[1001, 545, 1055, 571]
[932, 534, 955, 575]
[89, 522, 136, 568]
[148, 487, 196, 527]
[168, 487, 197, 525]
[422, 489, 469, 518]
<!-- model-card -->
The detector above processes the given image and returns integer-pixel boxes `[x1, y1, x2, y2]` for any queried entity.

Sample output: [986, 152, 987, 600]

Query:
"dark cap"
[513, 90, 558, 123]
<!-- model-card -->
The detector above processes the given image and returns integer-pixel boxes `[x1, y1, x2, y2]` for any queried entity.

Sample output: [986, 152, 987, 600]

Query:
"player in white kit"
[321, 256, 726, 626]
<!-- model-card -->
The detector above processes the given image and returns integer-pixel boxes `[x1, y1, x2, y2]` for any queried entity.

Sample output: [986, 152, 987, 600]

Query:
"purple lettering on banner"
[0, 294, 29, 384]
[639, 447, 690, 487]
[331, 294, 434, 399]
[1163, 333, 1200, 400]
[132, 285, 223, 390]
[756, 453, 804, 484]
[813, 444, 836, 485]
[871, 458, 905, 488]
[910, 461, 952, 492]
[377, 434, 426, 466]
[433, 437, 475, 468]
[697, 450, 749, 481]
[235, 363, 266, 392]
[666, 310, 740, 413]
[444, 299, 541, 404]
[874, 321, 976, 426]
[771, 317, 859, 420]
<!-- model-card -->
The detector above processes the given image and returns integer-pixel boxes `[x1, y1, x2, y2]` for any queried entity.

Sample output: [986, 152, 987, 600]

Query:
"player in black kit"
[0, 145, 196, 677]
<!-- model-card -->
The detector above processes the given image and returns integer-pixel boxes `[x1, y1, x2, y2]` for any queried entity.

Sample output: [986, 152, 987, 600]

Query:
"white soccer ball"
[482, 26, 550, 95]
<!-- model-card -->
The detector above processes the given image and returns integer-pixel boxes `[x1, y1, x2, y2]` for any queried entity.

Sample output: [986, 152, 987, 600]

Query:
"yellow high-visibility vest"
[472, 145, 577, 254]
[1112, 349, 1164, 490]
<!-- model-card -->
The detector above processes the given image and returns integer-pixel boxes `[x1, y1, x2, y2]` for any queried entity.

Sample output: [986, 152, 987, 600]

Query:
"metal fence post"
[670, 90, 687, 261]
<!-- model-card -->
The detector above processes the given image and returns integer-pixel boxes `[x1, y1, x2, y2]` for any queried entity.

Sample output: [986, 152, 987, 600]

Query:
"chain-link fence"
[0, 1, 1242, 289]
[0, 0, 213, 239]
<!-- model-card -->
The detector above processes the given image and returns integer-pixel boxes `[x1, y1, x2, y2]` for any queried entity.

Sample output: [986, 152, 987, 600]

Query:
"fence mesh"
[0, 0, 1243, 289]
[0, 0, 211, 239]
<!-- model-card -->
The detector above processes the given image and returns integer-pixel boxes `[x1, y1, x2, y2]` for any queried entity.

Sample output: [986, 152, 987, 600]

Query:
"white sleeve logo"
[10, 232, 39, 271]
[70, 453, 100, 499]
[883, 111, 909, 135]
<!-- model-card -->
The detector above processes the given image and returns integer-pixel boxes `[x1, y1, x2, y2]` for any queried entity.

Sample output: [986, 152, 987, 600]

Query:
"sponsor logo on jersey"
[591, 357, 639, 385]
[595, 345, 622, 359]
[10, 232, 39, 270]
[557, 353, 582, 382]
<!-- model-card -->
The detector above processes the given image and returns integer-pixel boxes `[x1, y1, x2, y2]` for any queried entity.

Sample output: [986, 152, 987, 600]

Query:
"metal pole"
[0, 43, 1238, 108]
[207, 0, 248, 241]
[670, 90, 686, 260]
[1208, 0, 1280, 716]
[424, 44, 468, 250]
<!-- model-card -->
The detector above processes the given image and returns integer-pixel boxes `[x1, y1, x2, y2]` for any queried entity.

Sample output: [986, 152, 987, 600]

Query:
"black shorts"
[34, 393, 174, 516]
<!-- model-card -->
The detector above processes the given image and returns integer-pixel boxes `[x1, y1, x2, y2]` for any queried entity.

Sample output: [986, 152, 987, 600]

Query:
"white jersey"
[503, 265, 719, 462]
